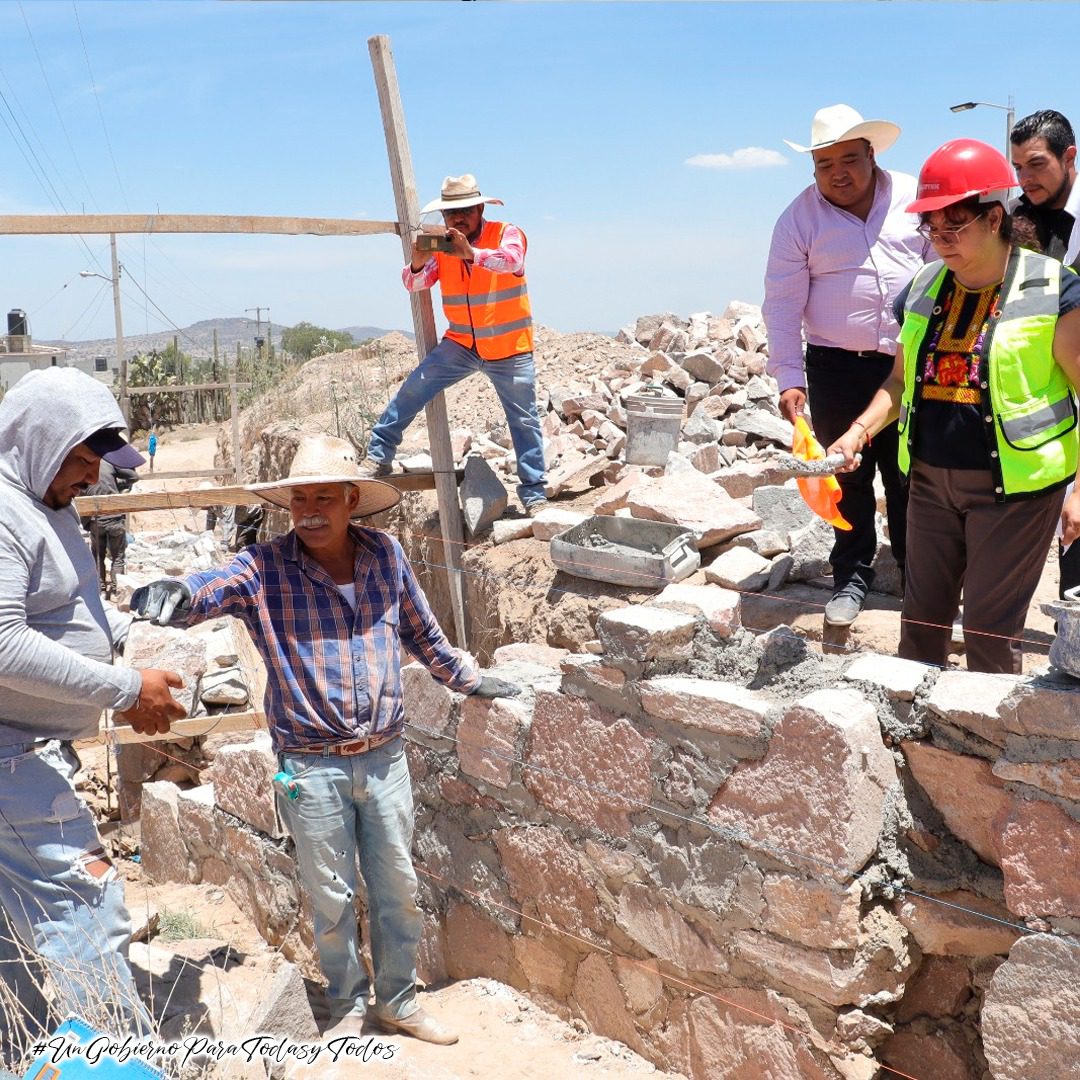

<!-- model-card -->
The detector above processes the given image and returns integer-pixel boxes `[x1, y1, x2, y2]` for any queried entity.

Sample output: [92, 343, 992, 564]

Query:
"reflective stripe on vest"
[437, 221, 534, 360]
[897, 247, 1077, 502]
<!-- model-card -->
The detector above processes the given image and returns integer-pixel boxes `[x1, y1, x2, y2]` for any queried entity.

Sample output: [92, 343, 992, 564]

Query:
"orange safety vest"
[435, 220, 534, 360]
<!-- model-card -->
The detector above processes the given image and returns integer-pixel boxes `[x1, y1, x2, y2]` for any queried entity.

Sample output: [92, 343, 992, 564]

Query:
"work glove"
[130, 580, 193, 626]
[471, 674, 522, 699]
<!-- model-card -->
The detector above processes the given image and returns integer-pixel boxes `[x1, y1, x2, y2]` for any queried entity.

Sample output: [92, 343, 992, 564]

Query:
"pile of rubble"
[454, 305, 899, 597]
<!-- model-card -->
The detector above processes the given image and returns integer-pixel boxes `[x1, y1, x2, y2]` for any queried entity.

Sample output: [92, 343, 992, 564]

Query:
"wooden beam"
[129, 382, 251, 394]
[100, 710, 265, 745]
[369, 35, 469, 649]
[74, 469, 462, 515]
[0, 214, 400, 237]
[130, 468, 228, 481]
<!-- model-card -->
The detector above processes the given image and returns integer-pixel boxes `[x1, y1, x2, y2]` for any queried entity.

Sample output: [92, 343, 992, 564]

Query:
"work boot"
[523, 498, 549, 518]
[358, 458, 393, 479]
[824, 581, 867, 627]
[322, 1013, 367, 1041]
[374, 1007, 458, 1045]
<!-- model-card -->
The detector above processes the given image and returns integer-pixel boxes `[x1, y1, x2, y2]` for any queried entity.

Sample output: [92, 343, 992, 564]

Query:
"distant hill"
[339, 325, 414, 344]
[39, 318, 411, 364]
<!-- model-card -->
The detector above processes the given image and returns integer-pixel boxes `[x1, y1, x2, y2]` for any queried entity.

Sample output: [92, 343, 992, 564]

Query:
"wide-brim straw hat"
[420, 173, 505, 214]
[246, 434, 401, 519]
[784, 104, 900, 155]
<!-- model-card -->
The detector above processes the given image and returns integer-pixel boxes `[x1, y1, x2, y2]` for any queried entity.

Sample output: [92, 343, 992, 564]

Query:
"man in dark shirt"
[80, 460, 137, 596]
[1012, 110, 1079, 272]
[1011, 110, 1080, 597]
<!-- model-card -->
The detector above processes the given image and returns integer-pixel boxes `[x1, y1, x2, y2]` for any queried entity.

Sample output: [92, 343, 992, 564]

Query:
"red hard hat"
[906, 138, 1017, 213]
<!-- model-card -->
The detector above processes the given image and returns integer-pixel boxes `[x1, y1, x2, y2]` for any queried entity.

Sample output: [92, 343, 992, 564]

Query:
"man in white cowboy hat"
[763, 104, 929, 628]
[130, 434, 518, 1044]
[360, 173, 548, 515]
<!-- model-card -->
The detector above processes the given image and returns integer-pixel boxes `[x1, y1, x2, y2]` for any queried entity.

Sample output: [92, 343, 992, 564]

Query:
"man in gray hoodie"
[0, 367, 186, 1045]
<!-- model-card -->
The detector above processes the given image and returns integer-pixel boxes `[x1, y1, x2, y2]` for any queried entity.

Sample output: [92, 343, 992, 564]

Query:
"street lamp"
[80, 232, 128, 425]
[949, 96, 1015, 160]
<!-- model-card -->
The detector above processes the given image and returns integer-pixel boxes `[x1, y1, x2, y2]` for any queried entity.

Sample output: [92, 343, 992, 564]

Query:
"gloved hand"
[130, 580, 192, 625]
[471, 674, 522, 699]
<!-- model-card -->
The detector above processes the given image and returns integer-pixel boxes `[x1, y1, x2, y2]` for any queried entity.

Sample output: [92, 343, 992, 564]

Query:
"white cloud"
[685, 147, 788, 170]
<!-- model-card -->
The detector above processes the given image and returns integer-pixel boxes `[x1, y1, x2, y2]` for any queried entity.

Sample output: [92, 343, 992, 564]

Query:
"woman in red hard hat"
[829, 139, 1080, 673]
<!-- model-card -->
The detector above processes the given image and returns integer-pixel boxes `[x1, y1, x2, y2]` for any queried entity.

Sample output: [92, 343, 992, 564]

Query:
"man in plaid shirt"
[132, 435, 516, 1044]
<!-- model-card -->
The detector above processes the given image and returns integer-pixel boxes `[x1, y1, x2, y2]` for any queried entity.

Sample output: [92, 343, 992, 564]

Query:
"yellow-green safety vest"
[897, 246, 1078, 502]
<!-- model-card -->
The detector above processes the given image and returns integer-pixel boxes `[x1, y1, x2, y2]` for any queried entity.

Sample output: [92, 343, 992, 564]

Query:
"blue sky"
[0, 1, 1077, 345]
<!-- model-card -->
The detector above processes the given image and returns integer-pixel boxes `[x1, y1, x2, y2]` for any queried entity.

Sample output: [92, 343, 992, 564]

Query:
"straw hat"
[246, 434, 401, 519]
[420, 173, 505, 214]
[784, 104, 900, 155]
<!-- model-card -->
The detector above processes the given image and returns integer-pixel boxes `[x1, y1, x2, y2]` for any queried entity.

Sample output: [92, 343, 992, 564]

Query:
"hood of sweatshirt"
[0, 367, 129, 502]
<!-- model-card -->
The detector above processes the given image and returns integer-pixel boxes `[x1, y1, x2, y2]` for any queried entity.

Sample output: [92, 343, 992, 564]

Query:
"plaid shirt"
[181, 526, 480, 752]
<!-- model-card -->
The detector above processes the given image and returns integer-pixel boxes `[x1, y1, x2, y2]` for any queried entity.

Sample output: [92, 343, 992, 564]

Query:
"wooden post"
[230, 382, 242, 485]
[368, 34, 469, 648]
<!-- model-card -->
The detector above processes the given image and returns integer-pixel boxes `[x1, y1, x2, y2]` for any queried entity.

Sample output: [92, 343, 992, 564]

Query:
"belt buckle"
[338, 737, 371, 757]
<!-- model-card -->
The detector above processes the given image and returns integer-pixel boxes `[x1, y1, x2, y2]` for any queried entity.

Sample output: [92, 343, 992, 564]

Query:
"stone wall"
[138, 590, 1080, 1079]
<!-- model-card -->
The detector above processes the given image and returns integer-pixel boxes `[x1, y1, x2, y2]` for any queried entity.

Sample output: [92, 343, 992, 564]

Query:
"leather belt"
[290, 731, 398, 757]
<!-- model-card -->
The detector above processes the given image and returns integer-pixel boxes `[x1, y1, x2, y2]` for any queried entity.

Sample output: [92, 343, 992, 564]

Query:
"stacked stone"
[136, 586, 1080, 1079]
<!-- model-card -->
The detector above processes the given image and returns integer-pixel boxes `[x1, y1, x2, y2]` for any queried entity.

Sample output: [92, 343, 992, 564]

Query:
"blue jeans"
[0, 741, 151, 1041]
[277, 737, 422, 1022]
[366, 338, 548, 506]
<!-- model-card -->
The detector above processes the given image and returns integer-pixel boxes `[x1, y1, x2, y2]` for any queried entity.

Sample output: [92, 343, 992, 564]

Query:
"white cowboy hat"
[246, 434, 401, 519]
[784, 104, 900, 155]
[419, 173, 505, 214]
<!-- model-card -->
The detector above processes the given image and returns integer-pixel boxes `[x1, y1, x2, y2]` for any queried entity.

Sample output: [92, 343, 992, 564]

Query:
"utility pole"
[110, 234, 128, 425]
[245, 306, 270, 371]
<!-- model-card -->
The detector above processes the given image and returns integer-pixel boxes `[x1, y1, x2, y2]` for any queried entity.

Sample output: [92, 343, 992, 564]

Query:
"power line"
[72, 0, 130, 211]
[18, 0, 100, 212]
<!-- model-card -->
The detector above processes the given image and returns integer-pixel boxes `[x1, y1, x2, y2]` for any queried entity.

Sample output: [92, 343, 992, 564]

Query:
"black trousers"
[805, 345, 908, 593]
[1060, 540, 1080, 598]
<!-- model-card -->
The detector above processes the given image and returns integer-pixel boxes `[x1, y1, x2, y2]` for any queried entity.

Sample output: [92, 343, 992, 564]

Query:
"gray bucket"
[624, 390, 684, 466]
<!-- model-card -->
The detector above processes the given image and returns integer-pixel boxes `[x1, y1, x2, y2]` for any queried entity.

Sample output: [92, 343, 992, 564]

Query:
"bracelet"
[851, 420, 871, 447]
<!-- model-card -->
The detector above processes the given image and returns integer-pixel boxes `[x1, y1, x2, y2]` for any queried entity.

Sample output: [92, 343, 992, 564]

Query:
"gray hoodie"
[0, 368, 141, 745]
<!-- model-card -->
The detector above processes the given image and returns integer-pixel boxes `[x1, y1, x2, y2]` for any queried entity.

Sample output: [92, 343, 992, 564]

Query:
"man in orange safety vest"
[360, 174, 548, 515]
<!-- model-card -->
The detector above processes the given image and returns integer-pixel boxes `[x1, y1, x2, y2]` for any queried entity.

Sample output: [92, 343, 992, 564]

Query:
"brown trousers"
[899, 461, 1064, 674]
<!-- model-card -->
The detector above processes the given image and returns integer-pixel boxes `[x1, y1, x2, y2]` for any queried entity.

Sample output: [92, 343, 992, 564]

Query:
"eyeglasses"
[916, 216, 983, 244]
[441, 205, 478, 219]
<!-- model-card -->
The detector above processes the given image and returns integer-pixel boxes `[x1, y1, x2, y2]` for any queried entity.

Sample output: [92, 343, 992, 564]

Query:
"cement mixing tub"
[550, 515, 699, 589]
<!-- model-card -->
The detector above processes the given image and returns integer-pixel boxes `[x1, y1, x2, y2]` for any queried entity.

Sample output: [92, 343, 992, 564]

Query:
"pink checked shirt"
[402, 223, 526, 290]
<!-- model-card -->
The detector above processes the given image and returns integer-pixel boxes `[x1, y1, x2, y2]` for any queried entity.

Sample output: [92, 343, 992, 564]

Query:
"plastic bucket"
[624, 392, 684, 466]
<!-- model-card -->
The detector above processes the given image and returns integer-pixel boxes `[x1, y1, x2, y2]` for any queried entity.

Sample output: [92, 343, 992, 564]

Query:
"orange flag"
[791, 416, 851, 530]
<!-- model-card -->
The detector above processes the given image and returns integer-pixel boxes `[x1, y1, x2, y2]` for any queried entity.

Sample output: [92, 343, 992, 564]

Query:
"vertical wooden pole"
[368, 34, 468, 648]
[230, 381, 241, 485]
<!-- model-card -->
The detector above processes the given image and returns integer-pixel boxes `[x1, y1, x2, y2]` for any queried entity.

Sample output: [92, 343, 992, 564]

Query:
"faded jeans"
[277, 736, 422, 1022]
[365, 337, 548, 506]
[0, 741, 151, 1044]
